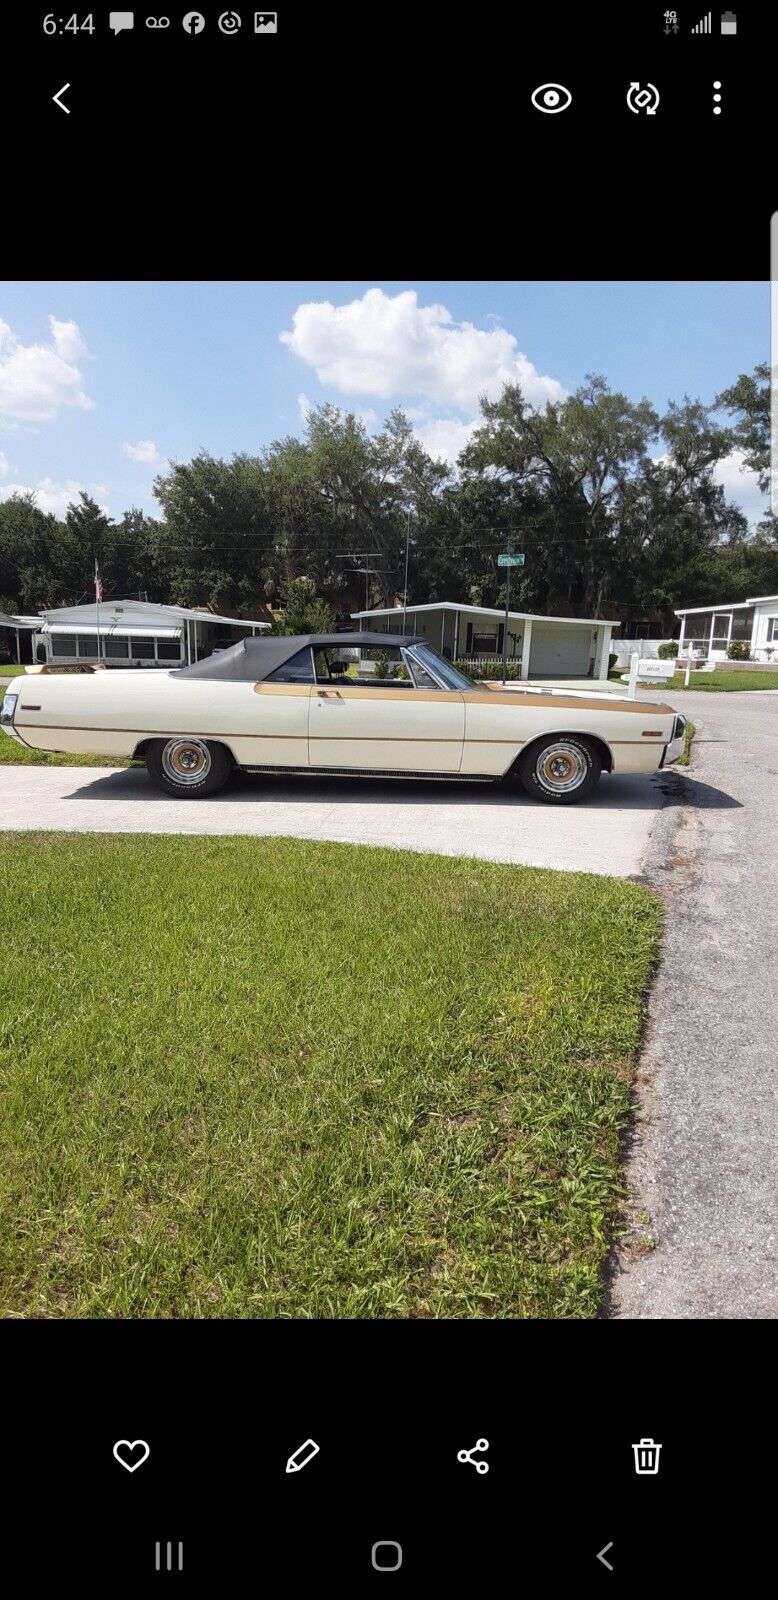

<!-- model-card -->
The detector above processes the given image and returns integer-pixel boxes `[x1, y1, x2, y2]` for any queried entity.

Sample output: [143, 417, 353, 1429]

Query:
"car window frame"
[265, 646, 316, 685]
[404, 644, 471, 691]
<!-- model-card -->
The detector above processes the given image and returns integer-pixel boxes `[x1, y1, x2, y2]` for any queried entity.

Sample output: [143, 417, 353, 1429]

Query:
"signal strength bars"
[691, 11, 712, 30]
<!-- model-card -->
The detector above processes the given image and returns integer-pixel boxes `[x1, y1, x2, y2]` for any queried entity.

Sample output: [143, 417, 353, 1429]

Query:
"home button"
[372, 1541, 403, 1572]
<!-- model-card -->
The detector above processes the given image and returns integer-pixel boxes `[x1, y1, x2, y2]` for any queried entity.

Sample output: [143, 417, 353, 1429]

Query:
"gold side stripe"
[309, 735, 464, 743]
[463, 692, 671, 714]
[255, 682, 672, 715]
[14, 724, 662, 750]
[16, 725, 466, 746]
[14, 725, 308, 739]
[252, 684, 314, 697]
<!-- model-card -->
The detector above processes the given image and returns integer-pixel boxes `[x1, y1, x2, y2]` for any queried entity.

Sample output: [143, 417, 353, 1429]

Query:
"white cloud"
[0, 315, 94, 422]
[410, 416, 478, 467]
[653, 447, 768, 525]
[280, 288, 566, 413]
[713, 449, 766, 517]
[0, 478, 110, 519]
[0, 450, 9, 478]
[50, 318, 88, 362]
[122, 438, 162, 466]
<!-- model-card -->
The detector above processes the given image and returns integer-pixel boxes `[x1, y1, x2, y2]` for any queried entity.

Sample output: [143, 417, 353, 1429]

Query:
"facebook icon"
[182, 11, 206, 31]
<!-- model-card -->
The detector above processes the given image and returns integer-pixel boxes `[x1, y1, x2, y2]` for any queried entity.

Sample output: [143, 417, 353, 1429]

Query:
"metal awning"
[110, 626, 182, 639]
[0, 613, 37, 629]
[39, 622, 182, 638]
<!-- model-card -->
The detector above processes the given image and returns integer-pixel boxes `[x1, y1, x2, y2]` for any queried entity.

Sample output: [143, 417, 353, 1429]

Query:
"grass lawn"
[675, 718, 695, 767]
[640, 669, 778, 692]
[0, 737, 129, 769]
[0, 833, 661, 1320]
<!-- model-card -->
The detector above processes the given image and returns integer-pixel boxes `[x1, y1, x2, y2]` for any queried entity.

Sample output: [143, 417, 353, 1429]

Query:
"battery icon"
[720, 10, 737, 32]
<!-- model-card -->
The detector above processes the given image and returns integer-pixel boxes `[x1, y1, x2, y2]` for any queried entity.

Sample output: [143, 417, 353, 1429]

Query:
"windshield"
[408, 642, 474, 691]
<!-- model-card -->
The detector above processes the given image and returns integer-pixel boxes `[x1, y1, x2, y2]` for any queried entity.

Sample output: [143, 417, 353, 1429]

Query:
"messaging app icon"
[109, 11, 135, 31]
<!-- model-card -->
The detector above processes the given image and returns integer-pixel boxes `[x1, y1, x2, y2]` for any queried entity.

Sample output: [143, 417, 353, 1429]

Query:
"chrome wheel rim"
[161, 737, 211, 786]
[535, 741, 588, 795]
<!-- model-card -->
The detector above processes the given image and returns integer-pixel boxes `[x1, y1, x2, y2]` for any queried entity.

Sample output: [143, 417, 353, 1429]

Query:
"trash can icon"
[633, 1437, 662, 1475]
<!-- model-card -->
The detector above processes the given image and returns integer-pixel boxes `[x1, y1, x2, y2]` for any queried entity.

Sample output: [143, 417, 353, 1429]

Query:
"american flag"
[94, 558, 103, 602]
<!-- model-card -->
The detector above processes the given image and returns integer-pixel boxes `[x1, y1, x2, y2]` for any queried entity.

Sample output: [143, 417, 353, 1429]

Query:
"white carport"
[351, 601, 618, 681]
[0, 612, 39, 665]
[29, 599, 270, 668]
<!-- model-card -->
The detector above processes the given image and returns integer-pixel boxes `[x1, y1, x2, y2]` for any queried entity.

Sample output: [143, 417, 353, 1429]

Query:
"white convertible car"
[1, 631, 686, 804]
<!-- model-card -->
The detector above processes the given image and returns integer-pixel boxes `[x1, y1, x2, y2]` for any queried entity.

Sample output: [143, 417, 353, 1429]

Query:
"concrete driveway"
[613, 689, 777, 1319]
[0, 757, 689, 879]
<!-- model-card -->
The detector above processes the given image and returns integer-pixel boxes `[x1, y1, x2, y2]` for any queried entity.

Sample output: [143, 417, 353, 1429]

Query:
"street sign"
[497, 552, 525, 567]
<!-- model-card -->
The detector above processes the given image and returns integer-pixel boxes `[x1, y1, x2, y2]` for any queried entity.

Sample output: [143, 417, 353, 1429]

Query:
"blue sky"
[0, 280, 769, 522]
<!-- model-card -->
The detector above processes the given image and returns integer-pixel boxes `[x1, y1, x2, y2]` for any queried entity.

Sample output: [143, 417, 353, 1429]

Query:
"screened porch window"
[730, 609, 755, 642]
[104, 636, 129, 659]
[156, 638, 182, 660]
[49, 633, 74, 656]
[130, 637, 155, 659]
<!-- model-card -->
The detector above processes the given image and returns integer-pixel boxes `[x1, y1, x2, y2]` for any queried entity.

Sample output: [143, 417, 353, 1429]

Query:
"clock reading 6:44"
[43, 14, 95, 32]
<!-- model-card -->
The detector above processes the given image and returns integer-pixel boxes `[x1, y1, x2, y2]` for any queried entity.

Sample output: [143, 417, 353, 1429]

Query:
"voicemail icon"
[255, 10, 277, 28]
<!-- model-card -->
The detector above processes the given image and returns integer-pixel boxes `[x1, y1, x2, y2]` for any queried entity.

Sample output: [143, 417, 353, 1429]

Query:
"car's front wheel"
[145, 737, 232, 798]
[517, 735, 602, 804]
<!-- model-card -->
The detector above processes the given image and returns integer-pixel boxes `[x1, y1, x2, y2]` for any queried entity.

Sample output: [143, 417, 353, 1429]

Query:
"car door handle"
[316, 691, 344, 702]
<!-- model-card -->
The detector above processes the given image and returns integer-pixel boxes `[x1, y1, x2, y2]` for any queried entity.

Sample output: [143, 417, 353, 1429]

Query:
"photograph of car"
[1, 631, 687, 803]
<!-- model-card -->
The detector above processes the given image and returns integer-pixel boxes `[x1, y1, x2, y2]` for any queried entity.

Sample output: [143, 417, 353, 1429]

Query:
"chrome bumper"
[662, 713, 687, 765]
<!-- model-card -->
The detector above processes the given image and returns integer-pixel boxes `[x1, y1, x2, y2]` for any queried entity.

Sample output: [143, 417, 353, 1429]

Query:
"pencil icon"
[285, 1438, 320, 1474]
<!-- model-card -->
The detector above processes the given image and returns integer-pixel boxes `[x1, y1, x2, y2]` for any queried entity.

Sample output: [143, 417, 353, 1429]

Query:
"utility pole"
[402, 506, 411, 631]
[496, 541, 526, 685]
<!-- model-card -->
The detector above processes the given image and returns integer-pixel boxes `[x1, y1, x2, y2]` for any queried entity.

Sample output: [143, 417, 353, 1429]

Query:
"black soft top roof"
[176, 632, 424, 682]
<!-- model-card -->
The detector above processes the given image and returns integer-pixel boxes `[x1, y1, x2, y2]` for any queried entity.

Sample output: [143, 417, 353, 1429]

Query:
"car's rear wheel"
[146, 737, 232, 798]
[517, 736, 602, 804]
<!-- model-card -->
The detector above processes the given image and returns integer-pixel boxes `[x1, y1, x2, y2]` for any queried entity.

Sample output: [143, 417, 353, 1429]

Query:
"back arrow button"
[53, 83, 71, 114]
[596, 1542, 614, 1571]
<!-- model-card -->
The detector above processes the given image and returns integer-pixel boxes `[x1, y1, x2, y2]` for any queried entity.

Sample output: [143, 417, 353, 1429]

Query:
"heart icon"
[113, 1439, 150, 1473]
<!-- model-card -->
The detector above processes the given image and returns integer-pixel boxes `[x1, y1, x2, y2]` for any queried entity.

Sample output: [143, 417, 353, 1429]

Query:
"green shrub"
[455, 659, 520, 681]
[657, 641, 678, 660]
[608, 652, 618, 672]
[477, 661, 520, 680]
[727, 640, 751, 661]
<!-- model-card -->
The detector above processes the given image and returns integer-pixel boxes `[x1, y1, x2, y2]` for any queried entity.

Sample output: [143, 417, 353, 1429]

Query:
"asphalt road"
[613, 690, 777, 1319]
[0, 761, 676, 878]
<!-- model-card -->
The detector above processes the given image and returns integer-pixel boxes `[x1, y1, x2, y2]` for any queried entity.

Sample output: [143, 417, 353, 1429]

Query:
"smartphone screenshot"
[1, 4, 773, 1586]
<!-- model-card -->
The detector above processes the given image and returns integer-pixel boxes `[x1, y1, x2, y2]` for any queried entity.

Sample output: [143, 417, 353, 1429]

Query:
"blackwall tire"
[145, 738, 232, 798]
[517, 736, 601, 805]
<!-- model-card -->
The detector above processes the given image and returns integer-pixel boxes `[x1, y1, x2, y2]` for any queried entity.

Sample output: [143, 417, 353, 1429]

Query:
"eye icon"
[531, 83, 572, 114]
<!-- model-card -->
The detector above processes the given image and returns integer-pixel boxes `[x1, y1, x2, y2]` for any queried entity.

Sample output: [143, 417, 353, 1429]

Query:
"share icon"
[457, 1438, 489, 1474]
